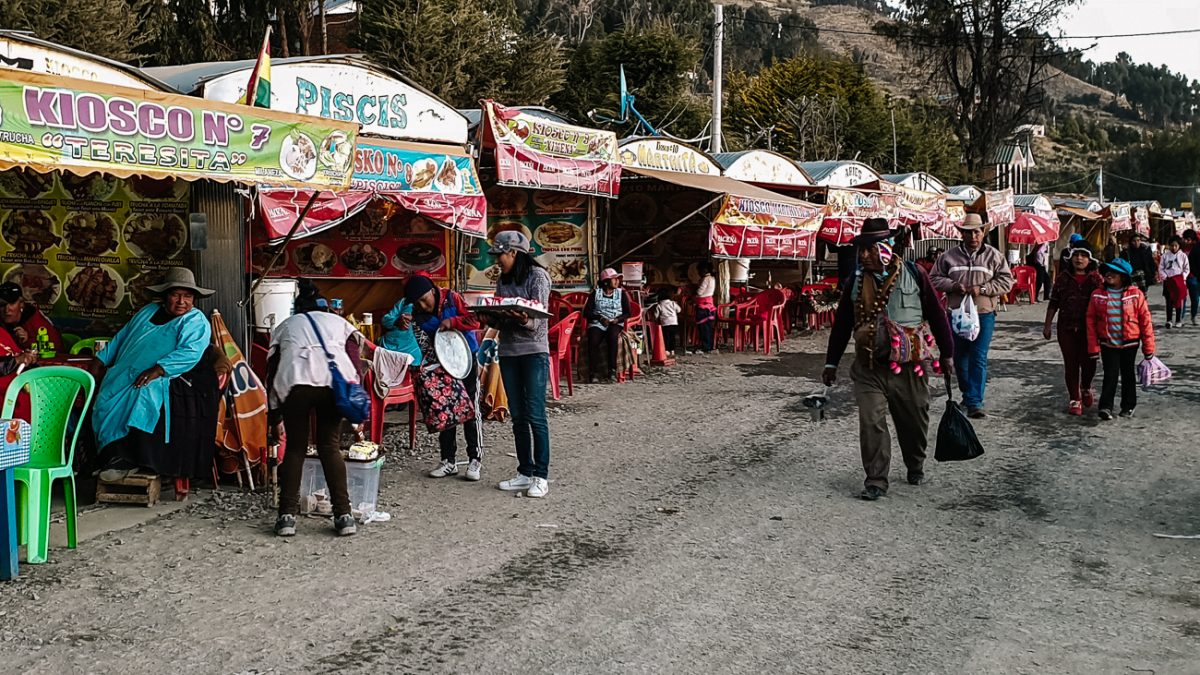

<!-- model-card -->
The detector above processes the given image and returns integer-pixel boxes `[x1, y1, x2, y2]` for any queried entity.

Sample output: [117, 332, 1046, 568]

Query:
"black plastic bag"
[934, 374, 984, 462]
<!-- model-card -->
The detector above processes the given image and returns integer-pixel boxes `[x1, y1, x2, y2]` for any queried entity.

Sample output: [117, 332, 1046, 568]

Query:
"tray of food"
[467, 296, 552, 319]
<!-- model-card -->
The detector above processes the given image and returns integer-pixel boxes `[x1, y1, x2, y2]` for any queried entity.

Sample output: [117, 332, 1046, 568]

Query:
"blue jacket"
[414, 289, 480, 354]
[380, 299, 423, 365]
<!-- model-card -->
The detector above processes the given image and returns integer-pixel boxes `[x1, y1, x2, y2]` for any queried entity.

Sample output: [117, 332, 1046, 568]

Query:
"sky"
[1055, 0, 1200, 81]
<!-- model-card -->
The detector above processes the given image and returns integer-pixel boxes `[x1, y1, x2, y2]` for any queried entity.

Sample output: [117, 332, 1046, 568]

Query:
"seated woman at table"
[0, 290, 39, 419]
[583, 268, 631, 382]
[0, 282, 62, 355]
[94, 268, 220, 483]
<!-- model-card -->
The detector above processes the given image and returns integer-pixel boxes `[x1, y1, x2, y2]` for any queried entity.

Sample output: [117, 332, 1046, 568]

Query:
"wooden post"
[0, 469, 18, 580]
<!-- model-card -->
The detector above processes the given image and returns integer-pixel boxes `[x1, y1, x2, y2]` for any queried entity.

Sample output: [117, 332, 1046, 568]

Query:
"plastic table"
[0, 419, 32, 580]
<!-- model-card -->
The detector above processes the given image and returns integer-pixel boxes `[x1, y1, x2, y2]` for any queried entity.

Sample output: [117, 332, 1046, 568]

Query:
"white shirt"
[697, 275, 716, 298]
[269, 311, 360, 408]
[656, 299, 681, 326]
[1160, 249, 1190, 280]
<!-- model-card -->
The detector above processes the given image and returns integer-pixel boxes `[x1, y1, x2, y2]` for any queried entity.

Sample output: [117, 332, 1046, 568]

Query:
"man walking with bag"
[823, 219, 955, 501]
[931, 213, 1013, 419]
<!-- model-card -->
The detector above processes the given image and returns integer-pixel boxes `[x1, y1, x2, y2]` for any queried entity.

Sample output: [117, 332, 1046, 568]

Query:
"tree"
[876, 0, 1082, 177]
[552, 25, 709, 139]
[1, 0, 149, 62]
[1109, 126, 1200, 207]
[357, 0, 566, 108]
[137, 0, 228, 66]
[726, 56, 962, 180]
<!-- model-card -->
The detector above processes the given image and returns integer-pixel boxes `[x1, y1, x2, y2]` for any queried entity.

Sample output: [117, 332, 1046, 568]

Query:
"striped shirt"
[1105, 288, 1125, 348]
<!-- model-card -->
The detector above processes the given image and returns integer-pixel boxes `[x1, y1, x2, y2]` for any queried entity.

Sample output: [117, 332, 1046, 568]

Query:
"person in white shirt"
[1159, 235, 1191, 328]
[695, 262, 717, 353]
[653, 289, 682, 356]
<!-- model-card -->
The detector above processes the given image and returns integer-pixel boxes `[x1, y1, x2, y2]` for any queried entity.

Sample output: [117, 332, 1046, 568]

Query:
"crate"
[299, 456, 384, 519]
[96, 473, 162, 507]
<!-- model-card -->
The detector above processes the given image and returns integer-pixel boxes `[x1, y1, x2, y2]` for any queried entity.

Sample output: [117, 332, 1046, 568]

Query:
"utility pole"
[711, 4, 724, 154]
[1097, 166, 1104, 203]
[890, 108, 897, 173]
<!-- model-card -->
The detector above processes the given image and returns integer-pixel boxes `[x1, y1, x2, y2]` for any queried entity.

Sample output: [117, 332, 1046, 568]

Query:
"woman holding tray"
[481, 230, 553, 499]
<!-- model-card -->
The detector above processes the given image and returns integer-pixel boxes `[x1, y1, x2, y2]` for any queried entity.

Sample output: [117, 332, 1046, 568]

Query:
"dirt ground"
[1, 301, 1199, 674]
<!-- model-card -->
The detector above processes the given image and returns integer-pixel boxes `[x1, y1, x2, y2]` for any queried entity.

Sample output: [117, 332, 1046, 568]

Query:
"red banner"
[259, 189, 374, 243]
[711, 223, 817, 259]
[819, 189, 897, 244]
[1107, 203, 1132, 232]
[483, 100, 621, 198]
[882, 182, 946, 226]
[984, 189, 1015, 226]
[1007, 212, 1060, 245]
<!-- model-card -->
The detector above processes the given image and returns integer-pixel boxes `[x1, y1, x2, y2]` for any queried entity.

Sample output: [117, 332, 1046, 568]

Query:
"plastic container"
[252, 278, 297, 329]
[298, 456, 384, 521]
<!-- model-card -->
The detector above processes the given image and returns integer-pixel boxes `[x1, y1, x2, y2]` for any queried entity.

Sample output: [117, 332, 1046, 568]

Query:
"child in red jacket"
[1086, 258, 1156, 420]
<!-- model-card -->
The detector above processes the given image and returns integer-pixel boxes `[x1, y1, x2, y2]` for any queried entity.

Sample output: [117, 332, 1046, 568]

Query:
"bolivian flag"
[238, 27, 272, 107]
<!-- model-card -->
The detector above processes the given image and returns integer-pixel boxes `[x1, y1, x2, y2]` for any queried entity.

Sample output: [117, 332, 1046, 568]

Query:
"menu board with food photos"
[252, 199, 451, 284]
[610, 179, 712, 287]
[465, 186, 592, 291]
[0, 169, 191, 337]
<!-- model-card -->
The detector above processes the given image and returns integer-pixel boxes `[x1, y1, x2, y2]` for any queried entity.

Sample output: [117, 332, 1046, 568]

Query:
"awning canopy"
[258, 138, 486, 243]
[818, 188, 898, 245]
[1056, 205, 1102, 221]
[626, 167, 825, 260]
[1008, 212, 1060, 245]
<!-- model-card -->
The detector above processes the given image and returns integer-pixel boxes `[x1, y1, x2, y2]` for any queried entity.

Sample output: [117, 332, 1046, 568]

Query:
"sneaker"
[274, 514, 296, 537]
[465, 459, 482, 482]
[334, 514, 357, 536]
[1166, 322, 1173, 329]
[1068, 400, 1083, 416]
[1192, 317, 1198, 327]
[428, 459, 458, 478]
[907, 472, 926, 486]
[527, 477, 550, 498]
[860, 486, 886, 501]
[1081, 390, 1095, 408]
[498, 474, 534, 491]
[967, 408, 987, 419]
[1119, 409, 1135, 418]
[1099, 409, 1114, 421]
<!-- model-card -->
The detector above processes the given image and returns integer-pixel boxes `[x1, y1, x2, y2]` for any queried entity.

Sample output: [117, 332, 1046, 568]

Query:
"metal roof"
[0, 30, 174, 90]
[882, 171, 949, 194]
[796, 160, 880, 187]
[713, 150, 814, 185]
[1050, 197, 1102, 212]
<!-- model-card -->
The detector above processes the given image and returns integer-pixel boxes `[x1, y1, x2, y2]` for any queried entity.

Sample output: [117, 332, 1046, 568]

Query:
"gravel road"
[1, 302, 1198, 674]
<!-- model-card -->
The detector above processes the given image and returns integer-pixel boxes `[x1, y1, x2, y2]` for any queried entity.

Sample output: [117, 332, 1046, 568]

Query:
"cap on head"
[599, 268, 621, 282]
[1101, 258, 1134, 278]
[488, 230, 531, 255]
[1069, 233, 1084, 244]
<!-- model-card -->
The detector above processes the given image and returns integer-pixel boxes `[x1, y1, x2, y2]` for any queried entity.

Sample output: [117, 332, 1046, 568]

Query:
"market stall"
[466, 100, 621, 296]
[1129, 200, 1168, 242]
[0, 68, 357, 342]
[882, 172, 950, 195]
[149, 55, 484, 326]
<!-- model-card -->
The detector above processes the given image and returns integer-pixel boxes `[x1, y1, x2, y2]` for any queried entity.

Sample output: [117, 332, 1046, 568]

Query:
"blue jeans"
[953, 311, 997, 410]
[499, 353, 551, 479]
[1188, 277, 1200, 319]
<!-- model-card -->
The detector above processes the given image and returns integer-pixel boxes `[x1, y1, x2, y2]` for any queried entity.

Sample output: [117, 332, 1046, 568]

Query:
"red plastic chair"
[733, 290, 784, 355]
[616, 300, 644, 383]
[364, 369, 417, 451]
[1007, 265, 1038, 305]
[548, 311, 581, 400]
[560, 292, 589, 311]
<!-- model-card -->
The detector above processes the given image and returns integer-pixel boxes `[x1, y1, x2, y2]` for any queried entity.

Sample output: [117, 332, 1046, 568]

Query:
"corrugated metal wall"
[191, 181, 248, 350]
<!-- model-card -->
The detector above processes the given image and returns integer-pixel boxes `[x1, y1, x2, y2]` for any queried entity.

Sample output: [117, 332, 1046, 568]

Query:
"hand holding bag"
[304, 313, 371, 424]
[1138, 356, 1172, 389]
[950, 294, 981, 342]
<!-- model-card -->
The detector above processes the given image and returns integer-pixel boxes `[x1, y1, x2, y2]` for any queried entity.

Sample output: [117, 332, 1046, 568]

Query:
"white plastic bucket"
[252, 278, 298, 330]
[730, 258, 751, 284]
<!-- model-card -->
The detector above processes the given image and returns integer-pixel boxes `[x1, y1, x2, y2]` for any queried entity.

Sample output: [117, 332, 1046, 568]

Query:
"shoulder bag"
[304, 313, 370, 424]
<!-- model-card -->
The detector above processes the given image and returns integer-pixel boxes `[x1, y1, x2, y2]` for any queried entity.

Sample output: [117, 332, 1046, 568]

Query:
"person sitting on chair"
[583, 268, 631, 382]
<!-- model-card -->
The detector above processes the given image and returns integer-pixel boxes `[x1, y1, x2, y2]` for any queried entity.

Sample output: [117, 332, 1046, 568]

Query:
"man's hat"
[850, 218, 900, 246]
[958, 213, 986, 230]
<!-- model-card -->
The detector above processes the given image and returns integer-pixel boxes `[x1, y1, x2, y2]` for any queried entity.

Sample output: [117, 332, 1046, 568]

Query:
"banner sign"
[618, 138, 721, 175]
[881, 182, 946, 225]
[252, 200, 451, 283]
[710, 194, 822, 260]
[0, 69, 358, 190]
[819, 189, 897, 244]
[1133, 206, 1151, 236]
[983, 188, 1015, 226]
[352, 141, 486, 237]
[713, 194, 824, 230]
[258, 189, 374, 242]
[483, 100, 620, 198]
[1107, 203, 1131, 232]
[465, 186, 591, 291]
[0, 169, 191, 337]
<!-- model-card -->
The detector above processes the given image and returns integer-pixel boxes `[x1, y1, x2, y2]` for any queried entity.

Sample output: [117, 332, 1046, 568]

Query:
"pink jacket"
[1085, 286, 1155, 356]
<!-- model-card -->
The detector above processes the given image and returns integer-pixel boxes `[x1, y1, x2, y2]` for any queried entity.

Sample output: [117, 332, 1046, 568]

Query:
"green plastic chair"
[3, 367, 95, 564]
[69, 337, 110, 356]
[61, 334, 81, 350]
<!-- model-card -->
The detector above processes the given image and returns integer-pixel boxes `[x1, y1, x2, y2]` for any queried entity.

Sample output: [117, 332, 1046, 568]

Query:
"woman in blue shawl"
[95, 268, 218, 482]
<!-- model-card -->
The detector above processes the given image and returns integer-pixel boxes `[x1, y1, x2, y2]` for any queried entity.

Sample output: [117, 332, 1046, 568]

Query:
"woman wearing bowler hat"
[94, 267, 221, 485]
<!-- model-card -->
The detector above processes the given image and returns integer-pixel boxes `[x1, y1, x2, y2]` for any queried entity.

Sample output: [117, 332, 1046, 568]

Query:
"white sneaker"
[428, 460, 458, 478]
[1166, 321, 1174, 329]
[465, 459, 482, 481]
[527, 477, 549, 498]
[498, 474, 533, 491]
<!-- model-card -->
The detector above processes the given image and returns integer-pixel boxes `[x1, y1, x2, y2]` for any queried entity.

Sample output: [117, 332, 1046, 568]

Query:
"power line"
[1035, 172, 1097, 191]
[729, 15, 1200, 41]
[1102, 171, 1200, 190]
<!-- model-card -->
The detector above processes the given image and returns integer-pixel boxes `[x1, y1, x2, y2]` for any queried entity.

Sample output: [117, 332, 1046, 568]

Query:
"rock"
[770, 516, 783, 521]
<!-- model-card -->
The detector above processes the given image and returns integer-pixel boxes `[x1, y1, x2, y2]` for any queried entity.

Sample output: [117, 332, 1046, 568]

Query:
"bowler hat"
[850, 218, 900, 246]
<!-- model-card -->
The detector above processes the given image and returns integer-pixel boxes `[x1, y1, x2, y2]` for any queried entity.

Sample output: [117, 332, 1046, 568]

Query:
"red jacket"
[1085, 286, 1155, 356]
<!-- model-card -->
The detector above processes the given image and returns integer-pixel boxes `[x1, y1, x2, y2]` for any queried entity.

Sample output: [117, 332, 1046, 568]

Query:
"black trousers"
[440, 360, 482, 463]
[661, 324, 679, 352]
[588, 324, 624, 376]
[1032, 263, 1051, 300]
[1099, 346, 1138, 413]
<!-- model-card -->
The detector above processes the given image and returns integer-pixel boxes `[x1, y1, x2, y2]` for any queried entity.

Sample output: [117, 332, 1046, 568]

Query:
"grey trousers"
[850, 355, 931, 490]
